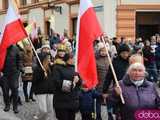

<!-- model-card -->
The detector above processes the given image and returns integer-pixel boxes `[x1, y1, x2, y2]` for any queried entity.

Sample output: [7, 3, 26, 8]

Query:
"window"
[45, 21, 50, 36]
[20, 0, 27, 6]
[32, 0, 39, 3]
[3, 0, 8, 9]
[72, 17, 77, 35]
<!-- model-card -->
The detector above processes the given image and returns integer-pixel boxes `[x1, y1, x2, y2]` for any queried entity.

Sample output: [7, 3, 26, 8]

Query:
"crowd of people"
[0, 29, 160, 120]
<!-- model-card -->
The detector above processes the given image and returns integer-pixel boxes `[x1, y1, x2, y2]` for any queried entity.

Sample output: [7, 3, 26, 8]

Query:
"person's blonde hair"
[129, 54, 144, 64]
[42, 56, 51, 73]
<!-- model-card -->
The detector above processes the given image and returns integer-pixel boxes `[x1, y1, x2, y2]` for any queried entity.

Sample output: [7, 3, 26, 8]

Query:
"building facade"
[0, 0, 160, 41]
[117, 0, 160, 41]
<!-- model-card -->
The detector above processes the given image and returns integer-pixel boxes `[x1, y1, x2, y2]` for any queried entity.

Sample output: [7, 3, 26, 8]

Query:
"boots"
[29, 89, 36, 102]
[29, 96, 36, 102]
[25, 97, 30, 102]
[13, 106, 19, 114]
[3, 104, 10, 112]
[18, 96, 23, 105]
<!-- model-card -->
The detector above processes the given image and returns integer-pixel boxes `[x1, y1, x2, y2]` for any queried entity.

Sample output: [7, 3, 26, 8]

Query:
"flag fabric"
[25, 22, 34, 34]
[75, 0, 102, 89]
[17, 21, 36, 49]
[0, 0, 27, 71]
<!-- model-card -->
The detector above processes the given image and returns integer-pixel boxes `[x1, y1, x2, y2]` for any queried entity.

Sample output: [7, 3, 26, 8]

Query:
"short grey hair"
[127, 62, 146, 74]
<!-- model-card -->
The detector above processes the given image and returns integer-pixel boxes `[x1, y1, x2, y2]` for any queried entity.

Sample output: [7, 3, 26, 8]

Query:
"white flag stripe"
[5, 0, 20, 24]
[0, 0, 20, 44]
[75, 0, 93, 71]
[79, 0, 93, 17]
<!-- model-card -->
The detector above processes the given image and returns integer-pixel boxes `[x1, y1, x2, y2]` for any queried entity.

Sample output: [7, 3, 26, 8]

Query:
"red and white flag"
[75, 0, 102, 89]
[0, 0, 27, 71]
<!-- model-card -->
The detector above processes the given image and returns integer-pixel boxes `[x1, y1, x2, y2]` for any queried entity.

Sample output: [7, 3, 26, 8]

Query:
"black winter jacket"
[51, 64, 81, 110]
[2, 45, 23, 88]
[103, 56, 129, 93]
[3, 45, 23, 75]
[32, 66, 54, 95]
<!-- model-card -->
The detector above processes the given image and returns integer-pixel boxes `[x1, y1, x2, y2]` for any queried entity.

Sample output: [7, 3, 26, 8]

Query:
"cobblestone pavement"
[0, 84, 108, 120]
[0, 89, 38, 120]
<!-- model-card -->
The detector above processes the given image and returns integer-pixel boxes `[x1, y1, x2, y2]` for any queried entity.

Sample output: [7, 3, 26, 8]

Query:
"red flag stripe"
[0, 19, 27, 50]
[0, 0, 27, 71]
[0, 19, 27, 71]
[77, 6, 102, 89]
[0, 50, 7, 72]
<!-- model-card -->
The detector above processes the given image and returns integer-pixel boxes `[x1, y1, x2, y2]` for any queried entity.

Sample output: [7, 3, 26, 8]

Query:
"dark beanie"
[38, 52, 50, 62]
[118, 44, 130, 54]
[63, 53, 74, 62]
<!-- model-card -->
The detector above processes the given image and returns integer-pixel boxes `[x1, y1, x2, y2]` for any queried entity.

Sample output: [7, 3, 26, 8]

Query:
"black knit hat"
[38, 52, 50, 62]
[118, 44, 130, 54]
[63, 53, 74, 62]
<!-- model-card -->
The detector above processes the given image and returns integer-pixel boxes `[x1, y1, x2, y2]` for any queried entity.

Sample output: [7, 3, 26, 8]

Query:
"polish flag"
[75, 0, 102, 89]
[0, 0, 27, 71]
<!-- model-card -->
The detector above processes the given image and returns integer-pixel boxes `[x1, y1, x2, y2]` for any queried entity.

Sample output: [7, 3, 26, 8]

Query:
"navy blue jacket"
[109, 75, 160, 120]
[79, 89, 102, 113]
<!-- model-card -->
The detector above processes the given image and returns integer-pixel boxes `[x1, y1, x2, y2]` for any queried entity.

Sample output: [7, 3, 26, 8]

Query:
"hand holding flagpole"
[101, 36, 125, 104]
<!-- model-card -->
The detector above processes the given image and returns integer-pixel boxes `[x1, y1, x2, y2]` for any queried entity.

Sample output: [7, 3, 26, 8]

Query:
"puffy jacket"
[109, 75, 160, 120]
[79, 89, 101, 113]
[3, 45, 23, 75]
[2, 45, 22, 88]
[32, 66, 54, 95]
[22, 48, 33, 81]
[51, 64, 81, 110]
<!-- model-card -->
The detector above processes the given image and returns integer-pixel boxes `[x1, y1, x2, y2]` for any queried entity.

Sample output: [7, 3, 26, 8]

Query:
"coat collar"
[122, 74, 149, 87]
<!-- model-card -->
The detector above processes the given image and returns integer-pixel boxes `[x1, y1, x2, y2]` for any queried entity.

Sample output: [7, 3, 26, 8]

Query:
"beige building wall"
[0, 14, 5, 32]
[21, 14, 28, 22]
[39, 0, 45, 2]
[104, 0, 117, 38]
[0, 0, 5, 32]
[0, 0, 106, 37]
[121, 0, 160, 4]
[0, 0, 2, 10]
[54, 3, 69, 35]
[29, 8, 45, 33]
[27, 0, 32, 4]
[71, 4, 78, 15]
[45, 9, 52, 19]
[0, 0, 160, 39]
[117, 0, 160, 40]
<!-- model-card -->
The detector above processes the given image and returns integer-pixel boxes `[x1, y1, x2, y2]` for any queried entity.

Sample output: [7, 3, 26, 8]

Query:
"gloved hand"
[20, 69, 25, 75]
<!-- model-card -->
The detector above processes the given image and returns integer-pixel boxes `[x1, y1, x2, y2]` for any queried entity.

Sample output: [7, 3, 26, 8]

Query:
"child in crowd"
[79, 85, 102, 120]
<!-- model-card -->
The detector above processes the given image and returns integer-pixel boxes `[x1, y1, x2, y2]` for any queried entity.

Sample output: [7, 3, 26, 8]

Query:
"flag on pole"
[25, 22, 34, 34]
[17, 21, 36, 49]
[75, 0, 102, 89]
[0, 0, 27, 71]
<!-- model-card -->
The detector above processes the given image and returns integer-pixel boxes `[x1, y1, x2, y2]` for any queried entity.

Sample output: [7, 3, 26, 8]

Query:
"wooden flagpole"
[93, 98, 97, 120]
[101, 36, 125, 104]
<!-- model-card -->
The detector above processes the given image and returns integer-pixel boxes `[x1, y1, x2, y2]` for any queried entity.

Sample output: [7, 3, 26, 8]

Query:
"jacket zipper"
[136, 86, 141, 107]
